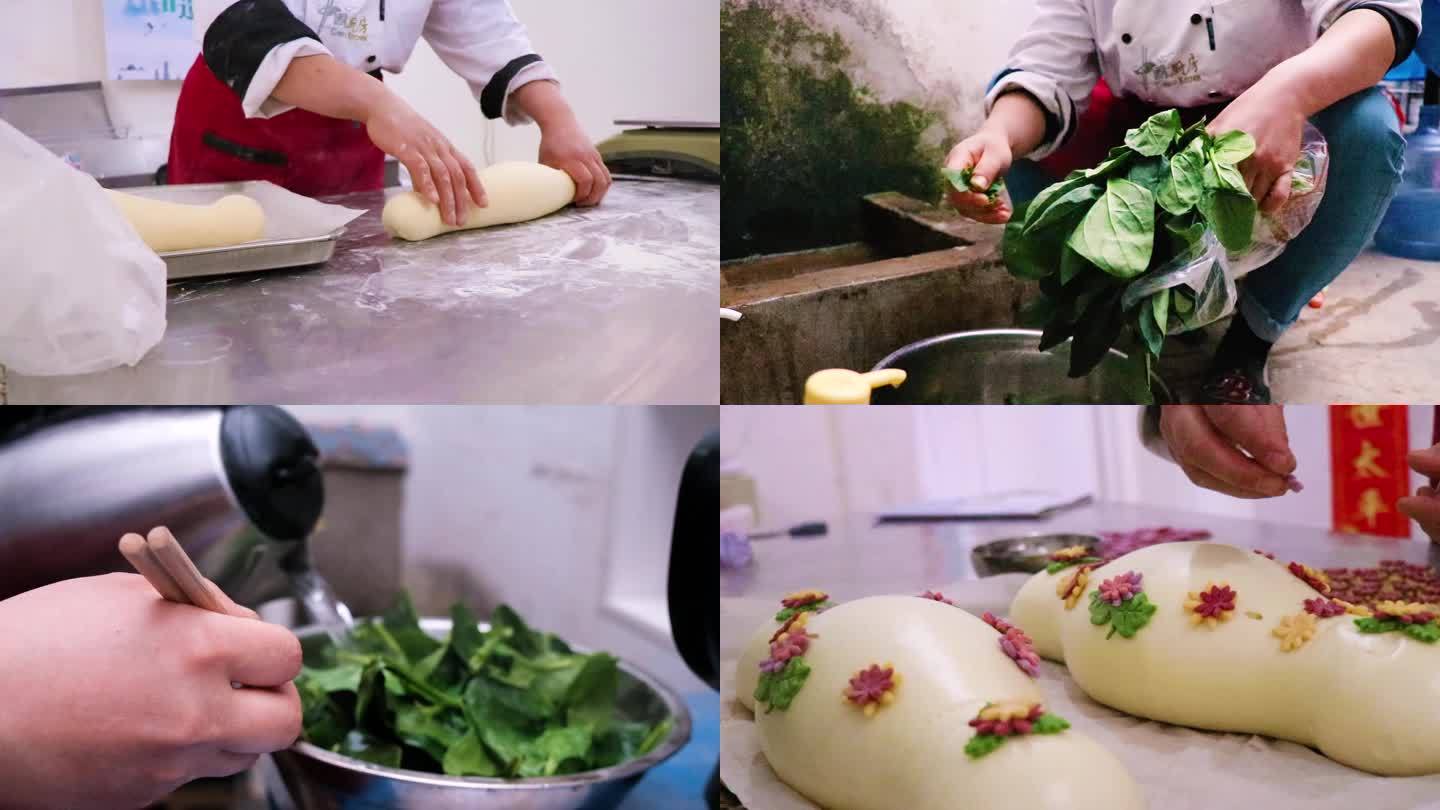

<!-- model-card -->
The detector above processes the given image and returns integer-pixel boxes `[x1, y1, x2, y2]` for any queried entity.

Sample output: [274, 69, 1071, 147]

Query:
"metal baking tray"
[121, 182, 344, 281]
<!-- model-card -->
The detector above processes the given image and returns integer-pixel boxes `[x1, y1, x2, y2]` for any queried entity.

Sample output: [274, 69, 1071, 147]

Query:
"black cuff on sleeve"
[203, 0, 323, 101]
[479, 54, 544, 120]
[1349, 3, 1419, 68]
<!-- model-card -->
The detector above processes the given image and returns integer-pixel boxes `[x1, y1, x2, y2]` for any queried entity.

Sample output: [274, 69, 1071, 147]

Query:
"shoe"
[1198, 366, 1272, 404]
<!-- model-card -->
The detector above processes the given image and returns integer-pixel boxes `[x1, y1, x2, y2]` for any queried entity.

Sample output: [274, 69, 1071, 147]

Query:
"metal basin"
[971, 534, 1102, 577]
[869, 329, 1170, 404]
[268, 618, 692, 810]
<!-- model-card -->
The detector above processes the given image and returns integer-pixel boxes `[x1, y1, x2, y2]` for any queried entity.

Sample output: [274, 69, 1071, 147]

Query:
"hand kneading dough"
[382, 161, 576, 241]
[736, 596, 1144, 810]
[108, 190, 266, 253]
[1009, 542, 1440, 775]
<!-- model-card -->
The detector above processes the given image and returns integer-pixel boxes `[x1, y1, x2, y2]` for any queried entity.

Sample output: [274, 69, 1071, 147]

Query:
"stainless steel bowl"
[971, 534, 1102, 577]
[869, 329, 1170, 404]
[268, 618, 693, 810]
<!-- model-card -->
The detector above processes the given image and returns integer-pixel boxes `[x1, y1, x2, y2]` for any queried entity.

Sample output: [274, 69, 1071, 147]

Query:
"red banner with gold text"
[1330, 405, 1411, 538]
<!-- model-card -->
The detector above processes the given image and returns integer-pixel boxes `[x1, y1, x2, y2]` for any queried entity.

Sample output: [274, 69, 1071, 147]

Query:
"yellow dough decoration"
[1056, 565, 1092, 609]
[1184, 582, 1237, 628]
[382, 161, 576, 241]
[733, 594, 1145, 810]
[1273, 612, 1317, 651]
[1009, 541, 1440, 776]
[108, 190, 265, 252]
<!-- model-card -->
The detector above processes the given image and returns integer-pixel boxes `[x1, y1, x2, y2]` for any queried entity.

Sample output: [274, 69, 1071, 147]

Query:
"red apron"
[1036, 79, 1227, 178]
[167, 55, 384, 197]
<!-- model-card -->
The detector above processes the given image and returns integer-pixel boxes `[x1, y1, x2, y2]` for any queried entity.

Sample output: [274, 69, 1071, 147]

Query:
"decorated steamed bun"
[1010, 541, 1440, 776]
[735, 591, 1144, 810]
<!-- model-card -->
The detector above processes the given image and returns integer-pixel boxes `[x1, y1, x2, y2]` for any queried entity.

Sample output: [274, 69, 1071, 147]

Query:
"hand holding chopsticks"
[119, 526, 251, 618]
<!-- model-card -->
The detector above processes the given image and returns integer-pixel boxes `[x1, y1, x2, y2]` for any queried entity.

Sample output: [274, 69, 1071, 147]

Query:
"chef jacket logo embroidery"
[316, 0, 370, 41]
[123, 0, 193, 20]
[1134, 53, 1201, 90]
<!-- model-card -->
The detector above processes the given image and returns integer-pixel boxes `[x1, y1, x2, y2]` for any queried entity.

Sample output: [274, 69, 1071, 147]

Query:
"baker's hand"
[1398, 446, 1440, 542]
[1160, 405, 1297, 498]
[539, 120, 611, 207]
[364, 90, 486, 227]
[943, 126, 1013, 224]
[0, 573, 302, 810]
[1207, 76, 1304, 215]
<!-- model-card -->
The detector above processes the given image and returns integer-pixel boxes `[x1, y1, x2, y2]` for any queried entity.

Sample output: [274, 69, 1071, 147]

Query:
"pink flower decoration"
[844, 664, 898, 708]
[1098, 571, 1144, 606]
[981, 611, 1014, 634]
[1193, 584, 1236, 618]
[759, 626, 813, 673]
[999, 629, 1041, 677]
[969, 703, 1044, 736]
[920, 590, 958, 607]
[1304, 598, 1347, 618]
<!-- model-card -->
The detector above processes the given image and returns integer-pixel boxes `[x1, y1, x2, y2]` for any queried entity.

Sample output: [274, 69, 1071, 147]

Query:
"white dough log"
[738, 595, 1145, 810]
[1009, 542, 1440, 775]
[108, 190, 266, 253]
[382, 161, 576, 241]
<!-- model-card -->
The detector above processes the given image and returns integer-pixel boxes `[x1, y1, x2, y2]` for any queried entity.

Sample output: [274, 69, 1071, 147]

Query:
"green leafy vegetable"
[999, 109, 1259, 382]
[943, 166, 1005, 205]
[1067, 178, 1155, 279]
[296, 594, 671, 778]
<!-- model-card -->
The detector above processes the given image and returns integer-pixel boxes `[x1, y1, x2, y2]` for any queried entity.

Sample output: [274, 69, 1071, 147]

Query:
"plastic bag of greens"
[1229, 121, 1329, 276]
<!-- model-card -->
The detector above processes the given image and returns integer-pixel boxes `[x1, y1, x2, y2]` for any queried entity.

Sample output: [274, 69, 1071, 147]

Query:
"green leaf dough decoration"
[964, 702, 1071, 760]
[1354, 602, 1440, 643]
[754, 658, 812, 713]
[1045, 556, 1102, 575]
[1088, 571, 1158, 639]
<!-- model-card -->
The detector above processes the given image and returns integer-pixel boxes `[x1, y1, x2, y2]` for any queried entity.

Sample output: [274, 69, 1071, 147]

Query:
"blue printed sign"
[104, 0, 199, 81]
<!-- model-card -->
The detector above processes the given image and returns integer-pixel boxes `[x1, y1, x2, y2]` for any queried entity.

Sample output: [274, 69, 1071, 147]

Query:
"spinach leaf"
[1058, 246, 1091, 286]
[1067, 285, 1125, 377]
[1210, 130, 1257, 165]
[1207, 158, 1249, 195]
[942, 166, 1004, 204]
[1123, 109, 1182, 157]
[1025, 173, 1095, 224]
[442, 730, 500, 777]
[1157, 139, 1205, 215]
[1003, 204, 1066, 280]
[295, 593, 668, 779]
[1197, 189, 1256, 251]
[1022, 183, 1103, 237]
[1067, 178, 1155, 279]
[1124, 155, 1170, 194]
[1152, 289, 1171, 337]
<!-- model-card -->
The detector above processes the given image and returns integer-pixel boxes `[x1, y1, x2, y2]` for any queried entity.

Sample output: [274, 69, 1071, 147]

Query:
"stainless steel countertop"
[8, 176, 718, 404]
[721, 501, 1435, 602]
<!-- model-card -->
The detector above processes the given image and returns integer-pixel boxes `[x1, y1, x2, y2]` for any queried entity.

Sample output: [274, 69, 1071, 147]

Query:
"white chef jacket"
[989, 0, 1421, 159]
[196, 0, 556, 124]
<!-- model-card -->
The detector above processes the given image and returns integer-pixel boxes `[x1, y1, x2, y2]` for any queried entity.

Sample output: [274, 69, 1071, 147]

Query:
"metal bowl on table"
[268, 618, 692, 810]
[869, 329, 1170, 404]
[971, 534, 1102, 577]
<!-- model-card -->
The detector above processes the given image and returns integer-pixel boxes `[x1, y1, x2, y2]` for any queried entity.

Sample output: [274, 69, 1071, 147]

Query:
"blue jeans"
[1007, 87, 1405, 341]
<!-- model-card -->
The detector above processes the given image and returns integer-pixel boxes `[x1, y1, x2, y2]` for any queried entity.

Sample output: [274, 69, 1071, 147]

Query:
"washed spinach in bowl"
[295, 593, 673, 778]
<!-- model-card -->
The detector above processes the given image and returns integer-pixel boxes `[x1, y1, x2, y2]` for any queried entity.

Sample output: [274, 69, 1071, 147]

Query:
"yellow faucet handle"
[803, 369, 907, 404]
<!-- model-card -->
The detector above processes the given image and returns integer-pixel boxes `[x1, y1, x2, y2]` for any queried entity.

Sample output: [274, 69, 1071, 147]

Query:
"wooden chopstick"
[144, 525, 230, 614]
[119, 526, 231, 615]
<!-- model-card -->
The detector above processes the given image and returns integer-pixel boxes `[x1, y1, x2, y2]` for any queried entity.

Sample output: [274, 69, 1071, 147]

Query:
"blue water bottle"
[1375, 72, 1440, 260]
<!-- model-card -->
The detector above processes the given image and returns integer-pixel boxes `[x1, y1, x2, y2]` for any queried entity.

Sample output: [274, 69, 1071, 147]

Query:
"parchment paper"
[721, 576, 1440, 810]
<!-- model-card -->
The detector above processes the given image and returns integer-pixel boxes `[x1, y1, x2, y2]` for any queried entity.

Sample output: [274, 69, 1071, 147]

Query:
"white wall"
[770, 0, 1040, 135]
[286, 405, 717, 694]
[2, 0, 720, 167]
[722, 406, 1436, 534]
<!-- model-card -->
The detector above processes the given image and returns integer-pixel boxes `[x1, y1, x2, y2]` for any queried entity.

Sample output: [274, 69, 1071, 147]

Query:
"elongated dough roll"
[382, 161, 576, 241]
[1010, 541, 1440, 775]
[108, 191, 266, 253]
[736, 594, 1145, 810]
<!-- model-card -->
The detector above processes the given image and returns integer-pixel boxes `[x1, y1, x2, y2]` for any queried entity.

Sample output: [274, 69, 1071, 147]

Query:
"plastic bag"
[1120, 123, 1330, 332]
[0, 118, 167, 376]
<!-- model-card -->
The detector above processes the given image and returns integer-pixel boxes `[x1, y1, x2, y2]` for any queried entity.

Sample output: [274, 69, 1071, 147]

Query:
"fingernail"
[1265, 451, 1294, 472]
[972, 175, 989, 189]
